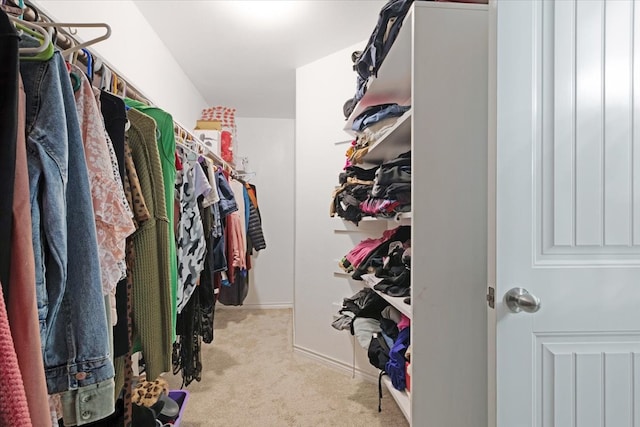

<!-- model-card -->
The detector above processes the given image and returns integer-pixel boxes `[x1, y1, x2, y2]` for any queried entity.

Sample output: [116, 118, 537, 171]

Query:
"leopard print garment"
[122, 138, 150, 427]
[122, 238, 135, 427]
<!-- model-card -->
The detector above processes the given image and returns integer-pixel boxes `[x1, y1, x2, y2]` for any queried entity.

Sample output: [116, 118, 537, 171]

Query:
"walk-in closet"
[2, 0, 639, 426]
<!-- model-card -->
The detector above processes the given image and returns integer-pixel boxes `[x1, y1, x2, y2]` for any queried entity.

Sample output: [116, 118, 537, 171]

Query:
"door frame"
[487, 1, 497, 426]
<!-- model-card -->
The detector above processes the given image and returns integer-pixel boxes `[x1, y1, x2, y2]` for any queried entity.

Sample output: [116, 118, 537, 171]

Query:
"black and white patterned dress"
[175, 160, 209, 313]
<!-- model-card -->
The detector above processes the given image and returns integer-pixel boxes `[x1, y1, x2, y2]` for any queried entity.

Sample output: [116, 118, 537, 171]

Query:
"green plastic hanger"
[9, 15, 54, 61]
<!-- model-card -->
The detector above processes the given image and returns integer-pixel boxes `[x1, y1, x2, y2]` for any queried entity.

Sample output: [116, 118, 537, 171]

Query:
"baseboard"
[293, 345, 378, 384]
[216, 303, 293, 310]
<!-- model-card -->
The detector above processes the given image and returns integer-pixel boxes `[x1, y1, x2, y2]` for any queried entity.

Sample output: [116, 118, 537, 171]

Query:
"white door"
[495, 1, 640, 426]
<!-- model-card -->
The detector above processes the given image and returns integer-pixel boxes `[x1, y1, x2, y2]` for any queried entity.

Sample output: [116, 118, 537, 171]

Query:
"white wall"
[295, 42, 381, 378]
[234, 117, 295, 308]
[33, 0, 207, 125]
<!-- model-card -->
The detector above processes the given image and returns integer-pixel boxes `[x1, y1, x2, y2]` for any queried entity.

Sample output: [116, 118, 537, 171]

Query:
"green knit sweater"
[126, 108, 173, 380]
[125, 99, 177, 342]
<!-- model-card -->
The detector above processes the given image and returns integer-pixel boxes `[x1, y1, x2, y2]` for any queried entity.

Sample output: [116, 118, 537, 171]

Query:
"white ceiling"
[133, 1, 386, 119]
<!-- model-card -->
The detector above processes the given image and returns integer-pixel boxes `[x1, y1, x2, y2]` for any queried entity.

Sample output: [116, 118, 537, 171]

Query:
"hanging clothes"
[100, 91, 127, 178]
[0, 11, 51, 424]
[175, 159, 208, 313]
[173, 288, 203, 388]
[117, 140, 153, 427]
[197, 161, 218, 344]
[173, 155, 205, 387]
[125, 98, 178, 343]
[20, 35, 114, 424]
[0, 9, 18, 303]
[126, 108, 173, 382]
[245, 183, 266, 252]
[71, 64, 136, 320]
[230, 179, 247, 239]
[2, 10, 271, 426]
[99, 91, 133, 370]
[200, 157, 220, 208]
[218, 210, 248, 306]
[8, 75, 51, 427]
[0, 281, 32, 427]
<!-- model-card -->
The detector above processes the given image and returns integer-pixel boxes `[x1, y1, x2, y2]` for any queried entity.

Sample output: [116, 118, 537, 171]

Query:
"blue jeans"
[352, 103, 410, 132]
[216, 169, 238, 217]
[21, 47, 114, 423]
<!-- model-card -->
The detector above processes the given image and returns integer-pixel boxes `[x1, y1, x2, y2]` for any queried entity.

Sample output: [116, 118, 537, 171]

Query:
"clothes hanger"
[8, 15, 52, 57]
[111, 72, 119, 95]
[80, 48, 94, 83]
[176, 141, 199, 162]
[65, 36, 77, 63]
[35, 22, 111, 56]
[236, 171, 256, 182]
[100, 66, 112, 92]
[1, 1, 24, 17]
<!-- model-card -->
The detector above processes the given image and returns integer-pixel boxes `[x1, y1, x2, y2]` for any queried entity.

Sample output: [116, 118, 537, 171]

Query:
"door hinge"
[486, 286, 495, 309]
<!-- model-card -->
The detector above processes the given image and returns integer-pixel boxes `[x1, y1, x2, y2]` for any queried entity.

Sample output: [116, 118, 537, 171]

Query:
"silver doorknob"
[504, 288, 541, 313]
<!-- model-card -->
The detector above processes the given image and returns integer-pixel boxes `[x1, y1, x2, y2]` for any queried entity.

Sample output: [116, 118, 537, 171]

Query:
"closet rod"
[174, 121, 237, 177]
[175, 141, 238, 179]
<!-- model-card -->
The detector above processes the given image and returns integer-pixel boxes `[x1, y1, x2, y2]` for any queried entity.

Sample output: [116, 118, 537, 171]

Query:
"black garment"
[340, 288, 389, 322]
[206, 163, 226, 271]
[382, 182, 411, 199]
[173, 289, 202, 387]
[380, 150, 411, 168]
[210, 233, 227, 272]
[199, 267, 216, 344]
[102, 90, 129, 357]
[333, 183, 372, 225]
[352, 226, 411, 280]
[374, 165, 411, 186]
[377, 243, 408, 278]
[218, 268, 249, 306]
[374, 281, 410, 297]
[247, 202, 266, 251]
[0, 10, 19, 301]
[372, 182, 411, 199]
[113, 278, 129, 358]
[100, 90, 127, 179]
[379, 318, 399, 341]
[247, 184, 266, 253]
[368, 333, 391, 371]
[197, 189, 216, 344]
[339, 165, 378, 183]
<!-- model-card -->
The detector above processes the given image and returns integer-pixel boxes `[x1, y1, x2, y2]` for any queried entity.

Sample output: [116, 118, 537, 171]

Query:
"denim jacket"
[216, 169, 238, 217]
[21, 47, 115, 424]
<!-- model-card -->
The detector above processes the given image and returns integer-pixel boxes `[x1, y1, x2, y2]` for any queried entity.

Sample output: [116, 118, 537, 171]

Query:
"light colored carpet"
[166, 308, 409, 427]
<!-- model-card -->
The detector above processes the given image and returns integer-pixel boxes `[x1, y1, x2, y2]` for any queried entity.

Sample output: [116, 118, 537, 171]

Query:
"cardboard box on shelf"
[195, 119, 222, 131]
